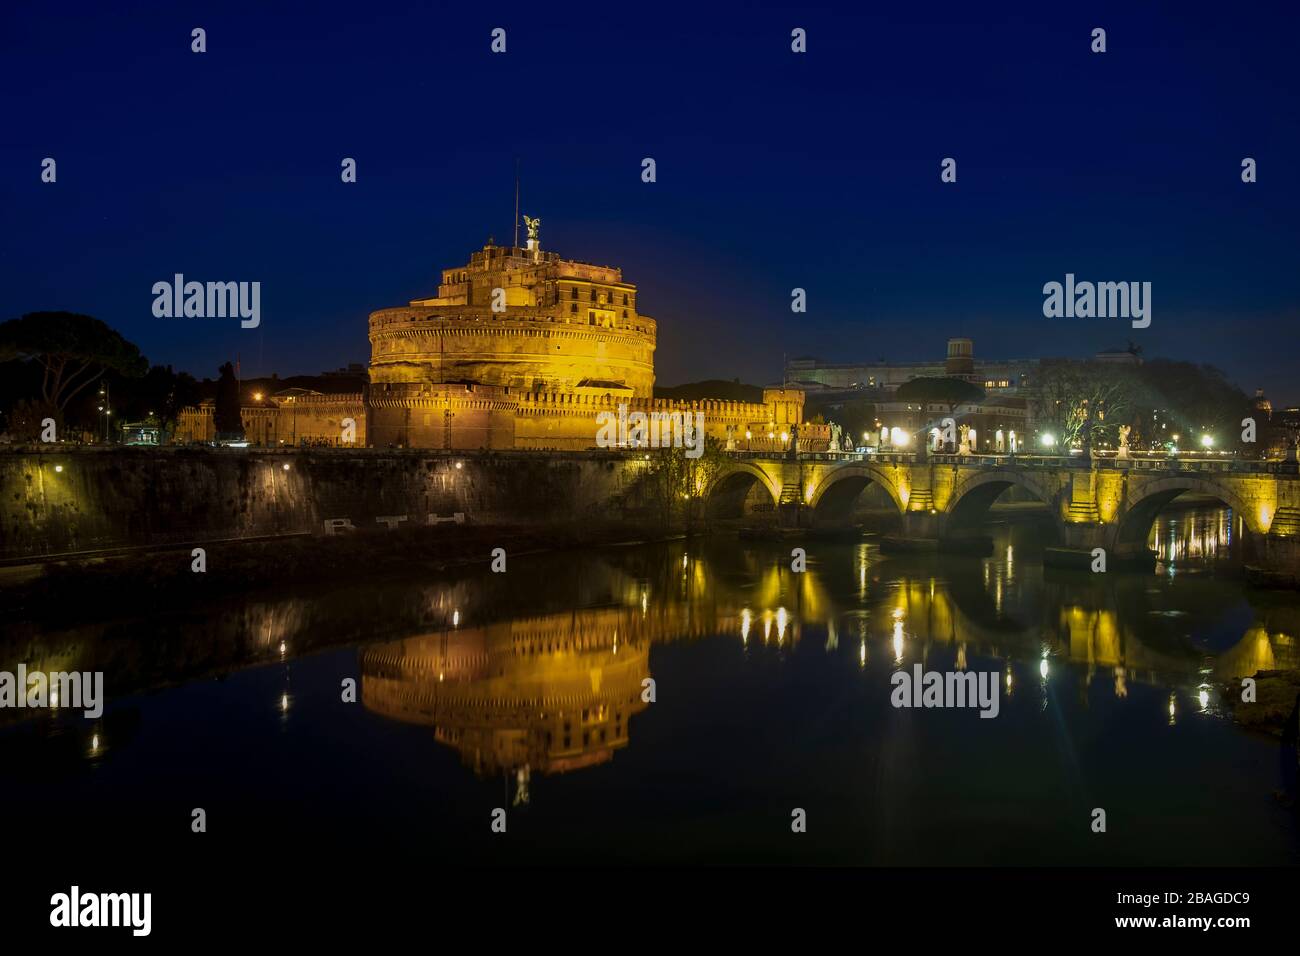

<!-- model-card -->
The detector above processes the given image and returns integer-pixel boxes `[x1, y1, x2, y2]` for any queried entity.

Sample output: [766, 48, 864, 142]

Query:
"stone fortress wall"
[176, 393, 367, 446]
[365, 230, 827, 451]
[177, 229, 829, 452]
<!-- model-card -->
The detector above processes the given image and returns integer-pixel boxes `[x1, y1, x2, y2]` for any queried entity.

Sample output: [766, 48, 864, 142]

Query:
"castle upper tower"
[367, 233, 658, 447]
[370, 237, 656, 393]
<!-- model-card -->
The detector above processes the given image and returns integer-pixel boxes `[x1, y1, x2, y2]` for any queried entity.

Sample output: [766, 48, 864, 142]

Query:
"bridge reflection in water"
[1148, 504, 1238, 569]
[5, 503, 1296, 865]
[346, 505, 1297, 793]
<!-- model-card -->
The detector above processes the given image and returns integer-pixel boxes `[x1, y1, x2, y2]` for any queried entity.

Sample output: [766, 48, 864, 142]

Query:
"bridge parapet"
[708, 448, 1300, 575]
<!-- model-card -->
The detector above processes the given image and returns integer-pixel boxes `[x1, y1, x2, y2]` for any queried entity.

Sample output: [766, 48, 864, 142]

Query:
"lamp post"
[97, 382, 112, 443]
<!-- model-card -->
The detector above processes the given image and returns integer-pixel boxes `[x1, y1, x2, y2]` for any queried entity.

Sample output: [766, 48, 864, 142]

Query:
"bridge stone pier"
[707, 451, 1300, 573]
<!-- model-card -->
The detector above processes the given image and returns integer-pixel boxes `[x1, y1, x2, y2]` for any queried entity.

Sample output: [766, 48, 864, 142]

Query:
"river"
[2, 505, 1297, 866]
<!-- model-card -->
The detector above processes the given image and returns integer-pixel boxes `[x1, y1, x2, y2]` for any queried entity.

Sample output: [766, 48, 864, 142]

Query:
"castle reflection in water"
[6, 507, 1297, 797]
[346, 507, 1297, 797]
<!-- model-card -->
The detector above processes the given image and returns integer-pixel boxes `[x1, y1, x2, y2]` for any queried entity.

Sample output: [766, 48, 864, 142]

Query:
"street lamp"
[1200, 434, 1214, 449]
[97, 382, 111, 443]
[1041, 433, 1056, 450]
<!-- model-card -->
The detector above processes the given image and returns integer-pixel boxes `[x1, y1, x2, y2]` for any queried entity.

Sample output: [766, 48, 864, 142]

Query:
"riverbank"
[1224, 670, 1300, 738]
[0, 521, 676, 625]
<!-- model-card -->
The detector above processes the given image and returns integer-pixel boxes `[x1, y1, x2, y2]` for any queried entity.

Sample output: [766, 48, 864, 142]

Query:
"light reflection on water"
[1148, 504, 1239, 571]
[2, 504, 1298, 865]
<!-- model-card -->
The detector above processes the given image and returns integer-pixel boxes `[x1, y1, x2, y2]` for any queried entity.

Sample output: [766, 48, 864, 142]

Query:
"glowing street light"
[1200, 434, 1214, 449]
[1040, 433, 1056, 449]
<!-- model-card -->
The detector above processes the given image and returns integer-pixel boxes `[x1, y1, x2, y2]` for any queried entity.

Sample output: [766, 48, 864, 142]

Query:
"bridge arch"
[704, 462, 781, 518]
[944, 469, 1066, 538]
[1112, 476, 1263, 551]
[807, 464, 906, 523]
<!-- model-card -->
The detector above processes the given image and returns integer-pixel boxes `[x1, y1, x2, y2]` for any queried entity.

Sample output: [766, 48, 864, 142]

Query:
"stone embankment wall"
[0, 447, 648, 558]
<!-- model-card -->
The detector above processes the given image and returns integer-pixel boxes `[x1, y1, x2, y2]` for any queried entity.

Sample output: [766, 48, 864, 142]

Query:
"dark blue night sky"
[4, 1, 1297, 399]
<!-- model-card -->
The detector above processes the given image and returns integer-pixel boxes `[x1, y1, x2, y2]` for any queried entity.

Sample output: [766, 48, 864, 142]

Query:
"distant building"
[119, 421, 161, 446]
[175, 388, 366, 446]
[787, 338, 1143, 397]
[1254, 388, 1298, 458]
[790, 338, 1152, 449]
[787, 338, 1038, 396]
[321, 363, 367, 379]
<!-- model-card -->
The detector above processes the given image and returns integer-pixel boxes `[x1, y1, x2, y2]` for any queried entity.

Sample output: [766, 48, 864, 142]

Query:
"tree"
[1033, 361, 1138, 448]
[644, 436, 730, 527]
[213, 362, 244, 439]
[895, 377, 986, 415]
[113, 365, 201, 433]
[894, 377, 986, 444]
[1032, 359, 1249, 451]
[1134, 360, 1250, 450]
[814, 396, 876, 446]
[0, 312, 147, 426]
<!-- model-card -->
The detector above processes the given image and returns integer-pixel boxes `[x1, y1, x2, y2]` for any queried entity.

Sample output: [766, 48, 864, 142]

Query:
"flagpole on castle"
[513, 158, 520, 249]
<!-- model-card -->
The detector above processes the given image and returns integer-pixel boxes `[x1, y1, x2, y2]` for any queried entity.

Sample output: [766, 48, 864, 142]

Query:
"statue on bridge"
[1117, 425, 1132, 460]
[958, 424, 973, 456]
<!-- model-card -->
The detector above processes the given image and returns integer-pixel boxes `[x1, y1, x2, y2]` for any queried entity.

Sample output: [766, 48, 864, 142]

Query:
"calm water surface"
[3, 506, 1298, 866]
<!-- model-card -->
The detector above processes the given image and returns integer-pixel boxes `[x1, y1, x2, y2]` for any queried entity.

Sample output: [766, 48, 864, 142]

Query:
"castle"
[179, 225, 826, 452]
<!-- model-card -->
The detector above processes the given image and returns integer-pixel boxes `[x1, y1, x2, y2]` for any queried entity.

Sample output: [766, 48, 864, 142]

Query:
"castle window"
[622, 310, 628, 319]
[588, 313, 596, 325]
[570, 303, 577, 314]
[590, 289, 597, 302]
[571, 287, 578, 299]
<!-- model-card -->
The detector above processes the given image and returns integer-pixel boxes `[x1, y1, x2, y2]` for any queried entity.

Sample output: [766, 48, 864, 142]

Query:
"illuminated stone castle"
[367, 225, 827, 452]
[177, 225, 827, 451]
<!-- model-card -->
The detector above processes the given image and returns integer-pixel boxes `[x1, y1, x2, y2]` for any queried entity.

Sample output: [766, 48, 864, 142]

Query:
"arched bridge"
[704, 451, 1300, 567]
